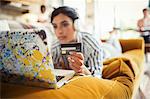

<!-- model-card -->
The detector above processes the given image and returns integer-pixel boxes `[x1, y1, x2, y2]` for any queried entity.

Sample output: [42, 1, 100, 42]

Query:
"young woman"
[51, 6, 103, 78]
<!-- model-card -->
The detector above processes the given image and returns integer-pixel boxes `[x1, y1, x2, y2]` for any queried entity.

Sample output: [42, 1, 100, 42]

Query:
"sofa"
[1, 38, 144, 99]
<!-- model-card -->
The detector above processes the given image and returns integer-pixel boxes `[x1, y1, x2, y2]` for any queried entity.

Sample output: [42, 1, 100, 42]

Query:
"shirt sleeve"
[88, 47, 103, 78]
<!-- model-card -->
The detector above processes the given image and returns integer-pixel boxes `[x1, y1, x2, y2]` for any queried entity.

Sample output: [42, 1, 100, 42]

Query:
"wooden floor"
[134, 53, 150, 99]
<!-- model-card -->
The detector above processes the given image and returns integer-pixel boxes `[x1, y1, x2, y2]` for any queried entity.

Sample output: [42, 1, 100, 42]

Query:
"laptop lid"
[0, 29, 59, 88]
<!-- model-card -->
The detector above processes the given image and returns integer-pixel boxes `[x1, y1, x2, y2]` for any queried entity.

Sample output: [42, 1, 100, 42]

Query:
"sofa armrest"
[119, 38, 144, 53]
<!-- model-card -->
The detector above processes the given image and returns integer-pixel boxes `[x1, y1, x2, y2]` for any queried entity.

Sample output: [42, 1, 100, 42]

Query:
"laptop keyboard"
[56, 76, 65, 82]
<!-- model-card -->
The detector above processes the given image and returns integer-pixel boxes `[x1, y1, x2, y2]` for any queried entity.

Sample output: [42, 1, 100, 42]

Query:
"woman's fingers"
[68, 57, 81, 69]
[68, 52, 84, 73]
[68, 55, 83, 66]
[68, 57, 82, 72]
[70, 64, 82, 73]
[69, 52, 84, 60]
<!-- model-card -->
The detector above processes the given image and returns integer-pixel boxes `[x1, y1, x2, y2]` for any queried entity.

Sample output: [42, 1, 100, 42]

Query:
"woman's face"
[52, 13, 76, 44]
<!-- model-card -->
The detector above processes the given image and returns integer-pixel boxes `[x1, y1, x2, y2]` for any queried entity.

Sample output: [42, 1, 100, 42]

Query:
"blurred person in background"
[137, 8, 150, 32]
[37, 5, 49, 23]
[137, 8, 150, 43]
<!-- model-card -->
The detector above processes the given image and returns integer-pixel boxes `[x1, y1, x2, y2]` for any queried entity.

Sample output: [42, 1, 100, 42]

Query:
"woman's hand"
[68, 52, 91, 75]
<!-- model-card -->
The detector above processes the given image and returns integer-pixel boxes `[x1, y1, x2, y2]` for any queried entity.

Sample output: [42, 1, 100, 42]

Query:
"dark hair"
[41, 5, 46, 13]
[51, 6, 79, 23]
[143, 8, 149, 12]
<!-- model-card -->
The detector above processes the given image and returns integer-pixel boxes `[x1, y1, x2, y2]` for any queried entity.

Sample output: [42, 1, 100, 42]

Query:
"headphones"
[74, 19, 80, 31]
[51, 6, 80, 31]
[69, 7, 80, 31]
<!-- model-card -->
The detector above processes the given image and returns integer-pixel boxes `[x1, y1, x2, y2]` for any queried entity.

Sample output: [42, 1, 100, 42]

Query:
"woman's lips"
[58, 36, 66, 40]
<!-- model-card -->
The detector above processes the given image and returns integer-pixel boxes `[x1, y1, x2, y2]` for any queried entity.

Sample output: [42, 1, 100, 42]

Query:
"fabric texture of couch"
[0, 38, 144, 99]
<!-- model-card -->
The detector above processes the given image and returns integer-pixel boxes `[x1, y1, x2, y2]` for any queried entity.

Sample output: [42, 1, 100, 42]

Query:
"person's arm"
[85, 34, 103, 78]
[87, 49, 103, 78]
[137, 19, 144, 31]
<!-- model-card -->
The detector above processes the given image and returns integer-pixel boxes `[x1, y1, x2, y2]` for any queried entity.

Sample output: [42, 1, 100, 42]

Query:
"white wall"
[94, 0, 149, 40]
[63, 0, 86, 32]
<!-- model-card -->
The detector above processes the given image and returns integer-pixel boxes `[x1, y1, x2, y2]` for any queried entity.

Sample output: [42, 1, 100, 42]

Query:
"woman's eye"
[53, 25, 57, 29]
[62, 23, 69, 27]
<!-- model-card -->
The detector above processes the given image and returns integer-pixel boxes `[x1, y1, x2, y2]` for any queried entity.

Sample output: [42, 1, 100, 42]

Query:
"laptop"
[0, 29, 75, 89]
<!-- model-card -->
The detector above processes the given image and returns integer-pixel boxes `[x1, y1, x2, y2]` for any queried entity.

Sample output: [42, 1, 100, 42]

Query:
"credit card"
[61, 43, 81, 55]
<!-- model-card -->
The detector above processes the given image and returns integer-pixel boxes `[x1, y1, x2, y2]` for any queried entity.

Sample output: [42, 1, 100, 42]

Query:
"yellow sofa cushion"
[1, 76, 130, 99]
[2, 57, 136, 99]
[102, 50, 144, 99]
[119, 38, 144, 53]
[122, 49, 144, 70]
[121, 49, 144, 99]
[102, 57, 137, 92]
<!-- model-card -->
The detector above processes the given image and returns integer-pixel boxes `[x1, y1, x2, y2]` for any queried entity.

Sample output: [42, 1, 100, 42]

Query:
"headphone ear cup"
[74, 19, 80, 31]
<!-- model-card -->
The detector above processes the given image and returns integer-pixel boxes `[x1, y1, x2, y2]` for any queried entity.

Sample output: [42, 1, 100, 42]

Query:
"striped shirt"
[51, 32, 103, 78]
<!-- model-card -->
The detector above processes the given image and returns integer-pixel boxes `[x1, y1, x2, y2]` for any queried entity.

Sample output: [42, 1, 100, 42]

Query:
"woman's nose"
[56, 27, 63, 35]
